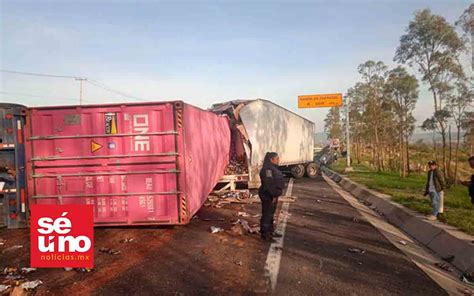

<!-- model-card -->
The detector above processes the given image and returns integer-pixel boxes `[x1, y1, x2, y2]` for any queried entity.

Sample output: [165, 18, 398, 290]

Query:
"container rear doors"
[0, 104, 28, 228]
[27, 103, 182, 225]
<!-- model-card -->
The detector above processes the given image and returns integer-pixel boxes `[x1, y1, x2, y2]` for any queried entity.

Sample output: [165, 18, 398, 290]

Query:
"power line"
[1, 69, 80, 79]
[87, 79, 148, 102]
[2, 69, 146, 102]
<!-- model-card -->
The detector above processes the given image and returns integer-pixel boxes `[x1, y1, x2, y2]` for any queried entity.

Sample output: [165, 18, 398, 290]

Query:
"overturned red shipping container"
[25, 101, 231, 225]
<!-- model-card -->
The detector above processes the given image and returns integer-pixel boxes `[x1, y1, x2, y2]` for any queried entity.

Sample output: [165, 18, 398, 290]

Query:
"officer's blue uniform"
[259, 158, 284, 238]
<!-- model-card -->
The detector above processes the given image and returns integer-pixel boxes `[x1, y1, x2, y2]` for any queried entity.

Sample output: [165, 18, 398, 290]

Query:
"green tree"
[324, 107, 343, 140]
[394, 8, 466, 179]
[347, 82, 368, 164]
[421, 117, 439, 160]
[463, 111, 474, 155]
[385, 66, 419, 178]
[448, 79, 474, 183]
[456, 4, 474, 70]
[357, 60, 390, 171]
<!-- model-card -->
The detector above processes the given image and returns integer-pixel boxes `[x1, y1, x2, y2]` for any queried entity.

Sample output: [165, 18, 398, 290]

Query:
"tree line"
[324, 6, 474, 183]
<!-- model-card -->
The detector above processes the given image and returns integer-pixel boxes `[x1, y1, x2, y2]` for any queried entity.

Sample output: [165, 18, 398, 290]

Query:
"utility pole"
[75, 77, 87, 105]
[344, 95, 353, 172]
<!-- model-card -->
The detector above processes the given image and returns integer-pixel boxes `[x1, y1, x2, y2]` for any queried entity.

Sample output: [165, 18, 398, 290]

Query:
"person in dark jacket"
[259, 152, 285, 242]
[461, 156, 474, 206]
[424, 160, 446, 222]
[0, 161, 15, 190]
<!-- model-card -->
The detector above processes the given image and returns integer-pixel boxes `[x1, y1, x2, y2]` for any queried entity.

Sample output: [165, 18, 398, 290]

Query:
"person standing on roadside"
[424, 160, 447, 222]
[461, 156, 474, 206]
[259, 152, 285, 242]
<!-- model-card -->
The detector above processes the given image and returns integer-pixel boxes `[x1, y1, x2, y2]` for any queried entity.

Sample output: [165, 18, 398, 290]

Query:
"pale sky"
[0, 0, 472, 132]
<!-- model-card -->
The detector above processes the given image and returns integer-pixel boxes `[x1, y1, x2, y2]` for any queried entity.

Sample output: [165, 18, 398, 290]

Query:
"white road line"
[264, 178, 294, 292]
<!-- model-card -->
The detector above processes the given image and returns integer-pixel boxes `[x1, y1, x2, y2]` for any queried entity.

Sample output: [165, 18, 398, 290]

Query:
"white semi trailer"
[212, 99, 317, 189]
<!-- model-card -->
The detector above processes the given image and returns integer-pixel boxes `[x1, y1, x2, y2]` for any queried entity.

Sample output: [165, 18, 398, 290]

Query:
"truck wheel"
[305, 163, 318, 178]
[291, 164, 305, 179]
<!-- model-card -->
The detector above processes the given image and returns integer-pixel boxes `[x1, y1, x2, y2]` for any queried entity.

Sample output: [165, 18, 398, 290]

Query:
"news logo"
[30, 205, 94, 268]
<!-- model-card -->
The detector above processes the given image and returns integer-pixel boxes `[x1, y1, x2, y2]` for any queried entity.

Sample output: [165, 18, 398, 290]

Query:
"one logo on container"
[132, 114, 150, 152]
[30, 205, 94, 268]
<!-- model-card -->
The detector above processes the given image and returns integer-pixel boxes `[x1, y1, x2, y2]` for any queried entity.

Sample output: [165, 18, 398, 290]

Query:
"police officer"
[259, 152, 285, 242]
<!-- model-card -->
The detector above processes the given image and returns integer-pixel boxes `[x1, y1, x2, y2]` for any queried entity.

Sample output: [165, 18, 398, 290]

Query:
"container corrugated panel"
[0, 103, 28, 228]
[26, 101, 231, 225]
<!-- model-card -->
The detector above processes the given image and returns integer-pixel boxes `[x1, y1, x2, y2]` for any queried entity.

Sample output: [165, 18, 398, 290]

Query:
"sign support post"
[344, 95, 352, 172]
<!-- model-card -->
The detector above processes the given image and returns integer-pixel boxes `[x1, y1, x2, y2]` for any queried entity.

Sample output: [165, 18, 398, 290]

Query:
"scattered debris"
[3, 267, 21, 277]
[224, 158, 248, 175]
[5, 274, 24, 281]
[227, 224, 244, 236]
[316, 199, 322, 203]
[278, 196, 297, 203]
[208, 195, 220, 202]
[251, 214, 260, 218]
[375, 210, 385, 216]
[99, 247, 121, 255]
[442, 255, 455, 263]
[20, 280, 43, 290]
[238, 219, 259, 234]
[223, 191, 250, 200]
[192, 215, 199, 220]
[0, 285, 10, 294]
[20, 267, 37, 274]
[119, 238, 135, 243]
[435, 262, 453, 272]
[352, 217, 360, 223]
[398, 240, 407, 246]
[75, 268, 94, 273]
[64, 268, 73, 272]
[237, 211, 250, 217]
[347, 248, 366, 254]
[273, 246, 283, 251]
[234, 260, 243, 266]
[0, 238, 5, 246]
[2, 245, 23, 253]
[210, 226, 224, 234]
[461, 272, 474, 286]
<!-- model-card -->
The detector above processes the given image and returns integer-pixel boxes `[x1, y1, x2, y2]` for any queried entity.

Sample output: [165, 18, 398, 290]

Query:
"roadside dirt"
[0, 201, 269, 296]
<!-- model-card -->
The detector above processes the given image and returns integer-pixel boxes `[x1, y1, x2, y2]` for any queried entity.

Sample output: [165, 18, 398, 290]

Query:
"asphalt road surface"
[0, 177, 451, 295]
[275, 178, 446, 296]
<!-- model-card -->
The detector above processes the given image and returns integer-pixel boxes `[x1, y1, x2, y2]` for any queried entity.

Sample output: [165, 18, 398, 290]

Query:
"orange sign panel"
[298, 93, 343, 108]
